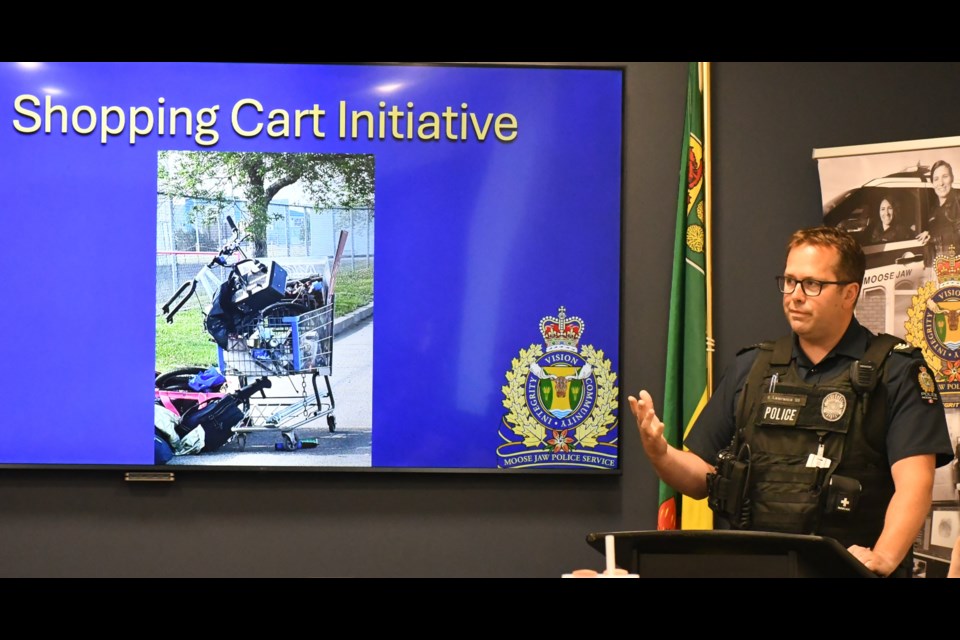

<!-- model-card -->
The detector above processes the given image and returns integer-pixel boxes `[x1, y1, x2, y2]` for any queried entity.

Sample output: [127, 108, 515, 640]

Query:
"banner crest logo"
[906, 248, 960, 407]
[498, 307, 618, 469]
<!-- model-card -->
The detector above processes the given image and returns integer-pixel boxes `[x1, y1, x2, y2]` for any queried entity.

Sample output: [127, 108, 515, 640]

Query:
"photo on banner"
[815, 136, 960, 576]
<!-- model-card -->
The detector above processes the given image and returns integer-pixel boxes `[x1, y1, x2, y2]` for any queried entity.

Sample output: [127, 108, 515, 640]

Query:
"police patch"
[917, 364, 939, 405]
[759, 403, 801, 426]
[821, 391, 846, 422]
[498, 306, 618, 470]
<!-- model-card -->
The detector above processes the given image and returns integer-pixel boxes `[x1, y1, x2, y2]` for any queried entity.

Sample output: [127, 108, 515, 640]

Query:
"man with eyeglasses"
[630, 226, 953, 577]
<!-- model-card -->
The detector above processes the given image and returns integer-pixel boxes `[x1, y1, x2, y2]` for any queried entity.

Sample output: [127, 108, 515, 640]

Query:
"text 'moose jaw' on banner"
[0, 62, 623, 473]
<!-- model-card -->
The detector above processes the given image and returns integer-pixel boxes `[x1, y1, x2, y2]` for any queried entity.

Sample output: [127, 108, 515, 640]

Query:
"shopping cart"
[218, 301, 336, 450]
[160, 216, 349, 453]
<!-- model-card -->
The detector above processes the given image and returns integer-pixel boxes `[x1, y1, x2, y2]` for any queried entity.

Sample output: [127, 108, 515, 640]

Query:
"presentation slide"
[0, 62, 622, 472]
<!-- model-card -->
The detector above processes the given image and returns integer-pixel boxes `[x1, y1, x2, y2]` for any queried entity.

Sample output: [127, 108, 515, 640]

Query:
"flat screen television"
[0, 62, 624, 473]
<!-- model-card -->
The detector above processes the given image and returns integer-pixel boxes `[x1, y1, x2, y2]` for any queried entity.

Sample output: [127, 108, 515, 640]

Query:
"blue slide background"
[0, 62, 622, 468]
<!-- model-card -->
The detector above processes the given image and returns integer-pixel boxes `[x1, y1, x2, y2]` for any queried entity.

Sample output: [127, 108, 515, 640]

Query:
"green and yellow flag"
[661, 62, 713, 530]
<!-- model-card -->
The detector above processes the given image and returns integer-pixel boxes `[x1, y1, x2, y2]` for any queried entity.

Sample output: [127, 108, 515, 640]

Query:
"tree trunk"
[254, 235, 268, 258]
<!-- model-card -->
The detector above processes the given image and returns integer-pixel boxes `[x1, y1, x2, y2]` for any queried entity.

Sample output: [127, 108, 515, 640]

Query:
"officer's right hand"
[628, 390, 668, 461]
[916, 230, 931, 245]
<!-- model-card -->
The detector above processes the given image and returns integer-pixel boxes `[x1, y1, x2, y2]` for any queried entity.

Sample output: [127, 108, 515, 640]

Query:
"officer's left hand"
[847, 544, 897, 577]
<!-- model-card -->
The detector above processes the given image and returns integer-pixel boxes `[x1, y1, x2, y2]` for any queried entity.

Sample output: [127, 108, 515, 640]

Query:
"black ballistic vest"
[725, 333, 905, 548]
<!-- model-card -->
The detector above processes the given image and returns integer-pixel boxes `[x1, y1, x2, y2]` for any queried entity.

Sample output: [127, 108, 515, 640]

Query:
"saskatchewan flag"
[660, 62, 713, 530]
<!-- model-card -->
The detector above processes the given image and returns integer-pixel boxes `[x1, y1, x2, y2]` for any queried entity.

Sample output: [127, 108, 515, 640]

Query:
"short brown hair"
[785, 226, 865, 285]
[931, 159, 954, 182]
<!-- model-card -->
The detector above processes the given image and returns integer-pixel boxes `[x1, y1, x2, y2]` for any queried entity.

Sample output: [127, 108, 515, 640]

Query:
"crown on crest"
[540, 306, 584, 353]
[935, 246, 960, 284]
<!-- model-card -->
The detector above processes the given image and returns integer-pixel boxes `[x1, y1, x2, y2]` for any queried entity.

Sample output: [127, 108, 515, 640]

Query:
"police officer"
[630, 226, 954, 577]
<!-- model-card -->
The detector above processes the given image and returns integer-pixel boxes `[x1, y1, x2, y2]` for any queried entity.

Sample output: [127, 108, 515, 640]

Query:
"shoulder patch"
[914, 361, 940, 405]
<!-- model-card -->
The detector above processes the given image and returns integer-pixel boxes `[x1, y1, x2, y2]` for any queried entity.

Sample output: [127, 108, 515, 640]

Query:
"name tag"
[756, 386, 853, 434]
[758, 392, 805, 426]
[762, 392, 807, 407]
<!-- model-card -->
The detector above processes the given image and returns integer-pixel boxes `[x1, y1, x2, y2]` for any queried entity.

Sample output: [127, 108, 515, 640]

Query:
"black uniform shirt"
[684, 317, 954, 468]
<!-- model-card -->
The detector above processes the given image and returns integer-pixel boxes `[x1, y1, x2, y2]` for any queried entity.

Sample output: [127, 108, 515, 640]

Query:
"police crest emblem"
[820, 391, 847, 422]
[917, 364, 938, 404]
[905, 249, 960, 407]
[498, 306, 618, 469]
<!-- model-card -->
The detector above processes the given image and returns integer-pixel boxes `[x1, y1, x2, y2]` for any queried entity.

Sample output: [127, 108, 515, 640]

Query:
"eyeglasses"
[776, 275, 854, 297]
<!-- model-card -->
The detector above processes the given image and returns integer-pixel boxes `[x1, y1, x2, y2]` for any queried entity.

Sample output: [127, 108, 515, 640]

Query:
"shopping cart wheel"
[282, 432, 298, 451]
[237, 434, 247, 451]
[327, 414, 336, 433]
[261, 301, 309, 322]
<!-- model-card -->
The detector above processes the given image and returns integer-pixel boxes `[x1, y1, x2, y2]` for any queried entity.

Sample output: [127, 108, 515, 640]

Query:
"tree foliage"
[158, 151, 374, 256]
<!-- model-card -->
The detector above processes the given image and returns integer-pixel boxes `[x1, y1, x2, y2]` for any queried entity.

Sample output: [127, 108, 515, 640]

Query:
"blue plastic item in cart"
[188, 367, 226, 392]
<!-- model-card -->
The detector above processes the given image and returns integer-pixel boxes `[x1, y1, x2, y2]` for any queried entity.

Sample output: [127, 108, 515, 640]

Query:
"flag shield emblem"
[536, 366, 585, 419]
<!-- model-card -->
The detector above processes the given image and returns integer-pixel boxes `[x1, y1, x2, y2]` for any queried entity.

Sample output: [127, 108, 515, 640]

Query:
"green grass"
[156, 268, 373, 371]
[156, 307, 220, 372]
[334, 267, 374, 316]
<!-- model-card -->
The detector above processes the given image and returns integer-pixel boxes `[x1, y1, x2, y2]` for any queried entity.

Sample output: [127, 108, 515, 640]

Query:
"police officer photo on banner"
[631, 226, 955, 577]
[815, 136, 960, 577]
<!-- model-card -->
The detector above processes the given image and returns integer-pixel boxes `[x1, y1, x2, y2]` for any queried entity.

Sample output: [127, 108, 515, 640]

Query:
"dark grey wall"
[2, 62, 958, 577]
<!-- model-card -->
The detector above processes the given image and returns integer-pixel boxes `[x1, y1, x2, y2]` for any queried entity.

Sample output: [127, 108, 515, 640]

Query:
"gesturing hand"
[628, 390, 668, 461]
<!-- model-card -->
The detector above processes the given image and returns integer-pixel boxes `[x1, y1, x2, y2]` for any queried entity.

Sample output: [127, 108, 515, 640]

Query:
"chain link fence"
[157, 195, 373, 313]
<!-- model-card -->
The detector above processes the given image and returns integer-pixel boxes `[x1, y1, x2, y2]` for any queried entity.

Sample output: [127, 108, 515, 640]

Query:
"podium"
[586, 530, 876, 578]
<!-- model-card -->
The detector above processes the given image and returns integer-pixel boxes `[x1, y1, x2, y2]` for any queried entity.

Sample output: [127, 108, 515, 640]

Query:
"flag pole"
[702, 61, 715, 391]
